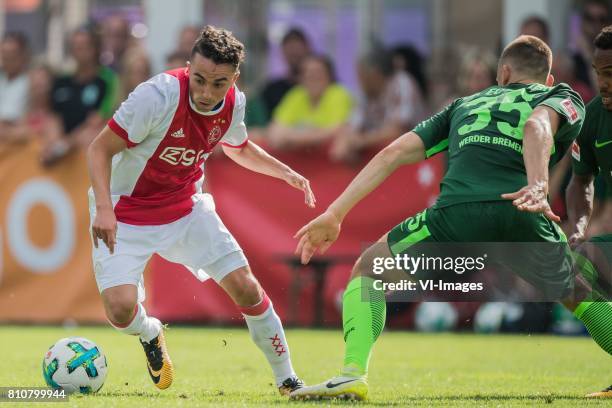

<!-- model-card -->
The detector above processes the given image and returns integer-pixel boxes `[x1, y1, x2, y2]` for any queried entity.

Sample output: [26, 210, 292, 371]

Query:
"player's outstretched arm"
[87, 125, 128, 254]
[502, 105, 561, 222]
[294, 131, 426, 264]
[566, 173, 595, 247]
[222, 140, 316, 208]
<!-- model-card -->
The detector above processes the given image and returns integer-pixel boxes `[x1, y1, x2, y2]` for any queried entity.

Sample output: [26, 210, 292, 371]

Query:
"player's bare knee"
[105, 300, 136, 325]
[237, 278, 263, 306]
[221, 268, 263, 307]
[102, 287, 137, 325]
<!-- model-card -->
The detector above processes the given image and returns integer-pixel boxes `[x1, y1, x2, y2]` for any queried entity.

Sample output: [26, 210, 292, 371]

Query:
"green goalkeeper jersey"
[414, 83, 585, 208]
[571, 95, 612, 198]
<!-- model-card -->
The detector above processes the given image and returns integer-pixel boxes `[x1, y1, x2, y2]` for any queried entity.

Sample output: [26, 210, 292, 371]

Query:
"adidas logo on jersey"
[170, 128, 185, 138]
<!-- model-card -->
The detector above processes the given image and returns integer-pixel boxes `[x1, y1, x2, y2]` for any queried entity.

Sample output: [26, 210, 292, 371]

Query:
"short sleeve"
[272, 87, 303, 126]
[412, 100, 456, 158]
[273, 85, 353, 128]
[539, 85, 585, 143]
[108, 73, 175, 147]
[571, 119, 599, 177]
[320, 85, 353, 127]
[220, 87, 249, 148]
[0, 73, 28, 121]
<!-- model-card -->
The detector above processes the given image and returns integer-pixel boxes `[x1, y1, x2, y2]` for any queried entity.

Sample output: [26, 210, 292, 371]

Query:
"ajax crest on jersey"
[42, 337, 108, 394]
[208, 125, 222, 144]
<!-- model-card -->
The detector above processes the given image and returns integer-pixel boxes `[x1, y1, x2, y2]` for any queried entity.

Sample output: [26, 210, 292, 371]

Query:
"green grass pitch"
[1, 325, 610, 407]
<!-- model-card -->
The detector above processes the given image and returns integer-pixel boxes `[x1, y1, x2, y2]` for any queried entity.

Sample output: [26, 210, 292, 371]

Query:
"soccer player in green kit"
[290, 35, 612, 401]
[567, 25, 612, 399]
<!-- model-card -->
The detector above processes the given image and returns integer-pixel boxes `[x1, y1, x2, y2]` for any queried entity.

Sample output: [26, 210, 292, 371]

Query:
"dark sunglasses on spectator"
[583, 13, 609, 23]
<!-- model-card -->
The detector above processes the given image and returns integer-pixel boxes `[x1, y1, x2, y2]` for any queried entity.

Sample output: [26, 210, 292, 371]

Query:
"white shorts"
[90, 194, 248, 302]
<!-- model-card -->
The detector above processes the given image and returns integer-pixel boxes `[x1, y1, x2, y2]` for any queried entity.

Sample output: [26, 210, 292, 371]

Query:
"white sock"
[240, 293, 296, 386]
[109, 303, 161, 343]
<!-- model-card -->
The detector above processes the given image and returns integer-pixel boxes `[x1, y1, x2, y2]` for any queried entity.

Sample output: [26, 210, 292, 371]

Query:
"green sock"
[573, 251, 603, 297]
[341, 276, 386, 377]
[574, 301, 612, 356]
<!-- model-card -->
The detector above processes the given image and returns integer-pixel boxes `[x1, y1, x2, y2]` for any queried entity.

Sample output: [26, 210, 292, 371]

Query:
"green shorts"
[387, 201, 573, 299]
[590, 234, 612, 242]
[578, 234, 612, 298]
[589, 233, 612, 264]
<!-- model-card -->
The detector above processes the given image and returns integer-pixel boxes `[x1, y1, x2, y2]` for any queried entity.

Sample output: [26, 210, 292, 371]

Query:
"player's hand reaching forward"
[502, 181, 560, 222]
[92, 207, 118, 254]
[284, 170, 316, 208]
[222, 141, 316, 208]
[294, 211, 342, 264]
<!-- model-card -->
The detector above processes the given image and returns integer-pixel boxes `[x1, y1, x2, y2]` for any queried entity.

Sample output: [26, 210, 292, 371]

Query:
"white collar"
[189, 94, 225, 116]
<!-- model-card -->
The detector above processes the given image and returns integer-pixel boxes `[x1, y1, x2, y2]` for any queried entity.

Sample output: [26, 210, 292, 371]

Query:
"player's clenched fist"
[91, 207, 118, 254]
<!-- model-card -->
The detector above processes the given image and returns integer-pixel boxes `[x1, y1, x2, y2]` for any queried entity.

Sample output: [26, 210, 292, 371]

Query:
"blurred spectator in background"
[551, 50, 594, 103]
[260, 27, 312, 124]
[165, 50, 188, 70]
[0, 32, 30, 143]
[266, 55, 353, 150]
[519, 15, 550, 44]
[44, 26, 118, 165]
[162, 26, 199, 72]
[176, 25, 200, 57]
[330, 48, 424, 163]
[573, 0, 610, 91]
[119, 48, 151, 100]
[100, 14, 131, 72]
[25, 65, 59, 141]
[0, 64, 57, 145]
[456, 48, 497, 97]
[391, 44, 428, 105]
[436, 48, 497, 110]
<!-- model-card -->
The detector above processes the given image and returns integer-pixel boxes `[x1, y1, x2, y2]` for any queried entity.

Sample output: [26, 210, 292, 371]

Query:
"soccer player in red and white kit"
[87, 26, 314, 394]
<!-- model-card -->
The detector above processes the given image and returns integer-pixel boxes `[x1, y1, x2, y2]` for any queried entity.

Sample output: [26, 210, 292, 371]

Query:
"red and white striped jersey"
[90, 67, 248, 225]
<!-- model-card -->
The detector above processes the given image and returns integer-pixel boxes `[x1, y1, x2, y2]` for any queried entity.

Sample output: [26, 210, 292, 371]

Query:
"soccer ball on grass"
[42, 337, 107, 394]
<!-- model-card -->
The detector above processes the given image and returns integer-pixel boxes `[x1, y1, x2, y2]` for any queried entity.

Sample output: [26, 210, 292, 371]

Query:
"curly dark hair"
[594, 25, 612, 50]
[191, 25, 245, 69]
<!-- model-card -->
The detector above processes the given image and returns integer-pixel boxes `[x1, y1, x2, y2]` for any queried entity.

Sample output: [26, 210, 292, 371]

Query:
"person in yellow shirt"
[267, 55, 353, 150]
